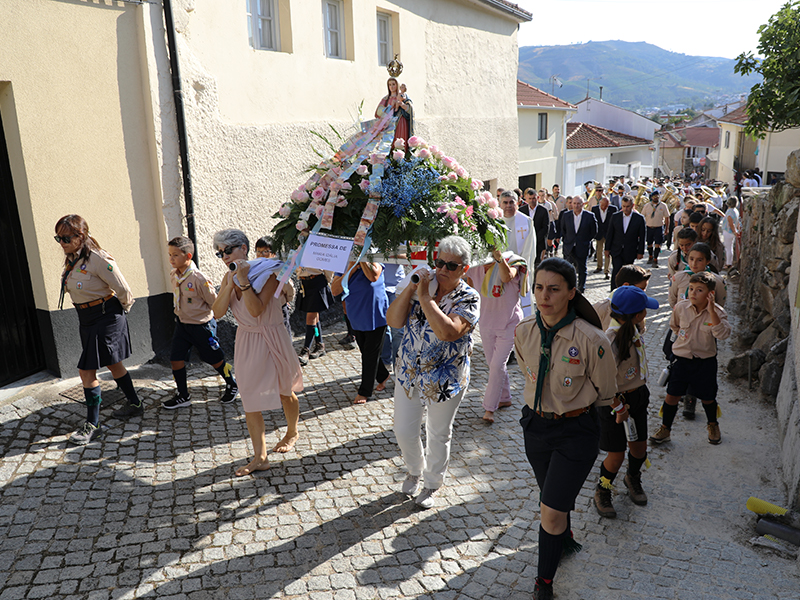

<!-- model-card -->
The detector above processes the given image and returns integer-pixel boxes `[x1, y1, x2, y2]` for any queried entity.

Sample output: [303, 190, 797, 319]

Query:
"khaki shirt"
[593, 297, 613, 331]
[669, 270, 726, 308]
[514, 316, 618, 414]
[670, 299, 731, 359]
[643, 201, 670, 228]
[553, 195, 567, 213]
[667, 250, 688, 278]
[63, 250, 134, 312]
[605, 327, 647, 392]
[171, 268, 217, 324]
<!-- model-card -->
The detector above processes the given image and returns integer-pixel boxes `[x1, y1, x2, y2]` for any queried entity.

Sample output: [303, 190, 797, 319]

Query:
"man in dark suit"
[604, 196, 646, 290]
[591, 196, 617, 280]
[559, 196, 597, 292]
[519, 188, 549, 266]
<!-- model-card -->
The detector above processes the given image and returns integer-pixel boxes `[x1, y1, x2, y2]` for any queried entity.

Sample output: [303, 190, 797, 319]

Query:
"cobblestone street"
[1, 263, 799, 600]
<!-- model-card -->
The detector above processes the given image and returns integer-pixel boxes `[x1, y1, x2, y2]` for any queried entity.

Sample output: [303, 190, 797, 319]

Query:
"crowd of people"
[54, 174, 741, 598]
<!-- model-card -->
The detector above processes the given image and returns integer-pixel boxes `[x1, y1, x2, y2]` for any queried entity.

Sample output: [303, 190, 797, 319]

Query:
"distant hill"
[518, 40, 761, 112]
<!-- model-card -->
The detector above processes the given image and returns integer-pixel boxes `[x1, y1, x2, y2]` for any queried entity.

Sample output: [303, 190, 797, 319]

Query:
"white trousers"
[393, 384, 466, 490]
[723, 231, 736, 266]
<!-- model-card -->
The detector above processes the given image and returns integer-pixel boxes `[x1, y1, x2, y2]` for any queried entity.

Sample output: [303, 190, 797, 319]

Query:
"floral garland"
[271, 134, 507, 263]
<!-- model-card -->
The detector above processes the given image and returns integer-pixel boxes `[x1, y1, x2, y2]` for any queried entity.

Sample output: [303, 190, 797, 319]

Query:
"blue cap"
[611, 286, 659, 314]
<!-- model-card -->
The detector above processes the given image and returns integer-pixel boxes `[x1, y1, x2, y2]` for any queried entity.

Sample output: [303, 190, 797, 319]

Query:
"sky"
[515, 0, 790, 60]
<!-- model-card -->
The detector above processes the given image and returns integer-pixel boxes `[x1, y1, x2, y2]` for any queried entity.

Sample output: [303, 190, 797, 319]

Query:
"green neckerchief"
[682, 264, 712, 299]
[58, 256, 79, 310]
[533, 307, 577, 412]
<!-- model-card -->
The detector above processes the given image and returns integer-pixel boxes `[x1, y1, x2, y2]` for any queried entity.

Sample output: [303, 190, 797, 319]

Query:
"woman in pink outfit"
[211, 229, 303, 477]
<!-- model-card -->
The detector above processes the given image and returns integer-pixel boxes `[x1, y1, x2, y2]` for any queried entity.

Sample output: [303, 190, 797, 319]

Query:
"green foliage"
[735, 1, 800, 138]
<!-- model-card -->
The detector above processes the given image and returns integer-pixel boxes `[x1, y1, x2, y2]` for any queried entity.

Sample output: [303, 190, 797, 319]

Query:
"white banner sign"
[299, 233, 354, 272]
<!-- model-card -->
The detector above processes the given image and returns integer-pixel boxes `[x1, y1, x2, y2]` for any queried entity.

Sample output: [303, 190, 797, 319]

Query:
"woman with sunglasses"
[54, 214, 143, 445]
[211, 229, 303, 476]
[514, 257, 618, 600]
[387, 235, 480, 509]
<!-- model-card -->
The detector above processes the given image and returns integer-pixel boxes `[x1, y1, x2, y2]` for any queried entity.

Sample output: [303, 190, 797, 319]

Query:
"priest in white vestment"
[500, 190, 536, 316]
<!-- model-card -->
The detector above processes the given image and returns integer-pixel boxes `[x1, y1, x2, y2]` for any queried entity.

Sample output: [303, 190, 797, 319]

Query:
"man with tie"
[559, 195, 597, 293]
[592, 195, 617, 280]
[604, 196, 646, 290]
[500, 190, 537, 316]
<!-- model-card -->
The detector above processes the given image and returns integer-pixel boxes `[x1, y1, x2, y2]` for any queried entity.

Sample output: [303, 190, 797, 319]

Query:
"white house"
[575, 97, 661, 141]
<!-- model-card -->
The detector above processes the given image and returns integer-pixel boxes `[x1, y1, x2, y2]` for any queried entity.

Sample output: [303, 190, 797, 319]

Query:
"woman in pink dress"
[375, 77, 413, 144]
[211, 229, 303, 477]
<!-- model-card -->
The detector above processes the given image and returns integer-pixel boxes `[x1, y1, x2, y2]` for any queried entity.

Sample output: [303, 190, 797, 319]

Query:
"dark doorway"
[0, 113, 46, 387]
[519, 174, 538, 193]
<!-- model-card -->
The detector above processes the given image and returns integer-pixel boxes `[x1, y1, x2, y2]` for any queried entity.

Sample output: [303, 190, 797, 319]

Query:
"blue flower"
[380, 157, 440, 217]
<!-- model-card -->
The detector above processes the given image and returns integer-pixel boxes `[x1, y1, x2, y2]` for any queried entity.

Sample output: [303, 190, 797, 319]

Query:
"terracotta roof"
[718, 105, 748, 126]
[475, 0, 532, 21]
[662, 127, 720, 148]
[517, 80, 576, 110]
[566, 122, 651, 150]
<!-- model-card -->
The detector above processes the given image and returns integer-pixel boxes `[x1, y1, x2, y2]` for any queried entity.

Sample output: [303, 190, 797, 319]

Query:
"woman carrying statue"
[375, 77, 413, 143]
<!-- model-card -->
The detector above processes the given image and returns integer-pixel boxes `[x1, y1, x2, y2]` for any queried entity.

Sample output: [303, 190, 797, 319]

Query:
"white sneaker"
[401, 474, 420, 496]
[415, 487, 437, 509]
[69, 421, 101, 445]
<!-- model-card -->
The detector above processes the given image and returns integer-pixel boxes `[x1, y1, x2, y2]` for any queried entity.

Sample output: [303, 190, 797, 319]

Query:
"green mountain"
[518, 40, 760, 112]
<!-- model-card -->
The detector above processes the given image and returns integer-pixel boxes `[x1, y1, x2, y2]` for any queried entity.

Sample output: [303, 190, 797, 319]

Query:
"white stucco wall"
[759, 129, 800, 177]
[155, 0, 523, 281]
[575, 98, 659, 141]
[518, 108, 573, 189]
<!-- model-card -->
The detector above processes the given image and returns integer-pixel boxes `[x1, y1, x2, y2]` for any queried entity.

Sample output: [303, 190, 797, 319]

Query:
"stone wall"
[734, 149, 800, 509]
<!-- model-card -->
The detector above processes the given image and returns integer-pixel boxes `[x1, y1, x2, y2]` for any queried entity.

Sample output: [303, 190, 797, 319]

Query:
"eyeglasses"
[435, 259, 463, 272]
[54, 235, 74, 244]
[215, 246, 237, 259]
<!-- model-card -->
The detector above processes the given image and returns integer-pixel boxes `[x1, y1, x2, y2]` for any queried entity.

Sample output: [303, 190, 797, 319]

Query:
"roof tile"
[517, 80, 576, 110]
[566, 122, 651, 150]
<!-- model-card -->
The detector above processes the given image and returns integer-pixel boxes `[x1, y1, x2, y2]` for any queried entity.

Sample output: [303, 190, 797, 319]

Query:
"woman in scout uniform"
[55, 214, 143, 445]
[514, 257, 617, 600]
[594, 285, 659, 519]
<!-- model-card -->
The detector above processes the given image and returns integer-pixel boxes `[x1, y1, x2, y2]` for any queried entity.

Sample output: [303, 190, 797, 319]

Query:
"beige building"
[0, 0, 530, 384]
[516, 80, 576, 192]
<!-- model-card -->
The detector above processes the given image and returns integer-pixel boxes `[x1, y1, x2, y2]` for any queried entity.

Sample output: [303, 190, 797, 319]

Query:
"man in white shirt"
[500, 190, 536, 316]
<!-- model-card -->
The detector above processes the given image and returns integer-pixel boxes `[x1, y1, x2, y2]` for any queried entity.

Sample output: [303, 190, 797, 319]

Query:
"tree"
[734, 1, 800, 138]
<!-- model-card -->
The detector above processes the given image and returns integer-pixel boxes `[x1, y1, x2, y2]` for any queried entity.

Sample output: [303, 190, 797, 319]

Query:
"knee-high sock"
[214, 362, 236, 389]
[702, 400, 719, 423]
[314, 322, 323, 343]
[84, 386, 102, 426]
[303, 325, 316, 349]
[538, 525, 565, 581]
[662, 402, 679, 429]
[173, 367, 189, 398]
[114, 373, 141, 407]
[654, 246, 661, 261]
[628, 452, 647, 475]
[598, 462, 618, 489]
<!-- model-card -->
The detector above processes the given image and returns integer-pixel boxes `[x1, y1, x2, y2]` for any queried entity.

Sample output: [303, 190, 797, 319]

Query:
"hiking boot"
[297, 347, 310, 366]
[219, 385, 239, 404]
[707, 422, 721, 445]
[309, 341, 326, 359]
[70, 421, 102, 445]
[533, 577, 554, 600]
[402, 474, 421, 496]
[338, 334, 356, 350]
[652, 259, 659, 268]
[112, 401, 144, 419]
[624, 472, 648, 505]
[594, 486, 616, 518]
[162, 394, 191, 410]
[649, 424, 671, 444]
[415, 487, 437, 509]
[682, 396, 697, 420]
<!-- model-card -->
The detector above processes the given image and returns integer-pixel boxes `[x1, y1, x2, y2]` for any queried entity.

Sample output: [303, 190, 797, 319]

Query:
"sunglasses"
[54, 235, 75, 244]
[435, 259, 463, 272]
[215, 246, 237, 259]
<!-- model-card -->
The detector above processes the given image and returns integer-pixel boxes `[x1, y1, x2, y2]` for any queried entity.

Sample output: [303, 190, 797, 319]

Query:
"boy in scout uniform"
[650, 272, 731, 445]
[163, 236, 238, 409]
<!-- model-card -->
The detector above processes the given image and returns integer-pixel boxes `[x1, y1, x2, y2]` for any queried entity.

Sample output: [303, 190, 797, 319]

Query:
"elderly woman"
[331, 261, 390, 404]
[466, 248, 526, 423]
[387, 236, 481, 509]
[514, 257, 617, 600]
[211, 229, 303, 476]
[55, 214, 144, 445]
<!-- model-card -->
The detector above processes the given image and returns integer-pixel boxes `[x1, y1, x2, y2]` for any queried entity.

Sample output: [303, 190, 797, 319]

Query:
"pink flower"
[448, 211, 459, 223]
[392, 149, 405, 161]
[454, 196, 466, 206]
[439, 175, 449, 181]
[487, 198, 499, 208]
[487, 208, 500, 219]
[465, 206, 474, 217]
[482, 191, 493, 202]
[407, 136, 424, 148]
[311, 187, 326, 200]
[331, 166, 342, 176]
[368, 153, 386, 165]
[279, 204, 291, 218]
[335, 195, 348, 207]
[340, 181, 352, 191]
[393, 138, 405, 150]
[456, 166, 468, 179]
[356, 164, 369, 176]
[315, 205, 324, 218]
[447, 172, 458, 181]
[416, 148, 431, 159]
[429, 145, 439, 154]
[298, 184, 306, 191]
[442, 157, 457, 170]
[471, 179, 482, 191]
[296, 221, 308, 231]
[437, 205, 448, 214]
[329, 181, 341, 194]
[359, 179, 370, 192]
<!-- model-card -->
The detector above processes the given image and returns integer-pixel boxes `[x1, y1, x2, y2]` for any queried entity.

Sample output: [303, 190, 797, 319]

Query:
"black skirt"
[296, 274, 334, 313]
[76, 296, 132, 370]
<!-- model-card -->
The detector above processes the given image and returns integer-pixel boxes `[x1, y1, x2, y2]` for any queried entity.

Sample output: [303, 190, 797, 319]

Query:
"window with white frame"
[377, 12, 392, 66]
[538, 113, 548, 141]
[323, 0, 345, 59]
[247, 0, 279, 51]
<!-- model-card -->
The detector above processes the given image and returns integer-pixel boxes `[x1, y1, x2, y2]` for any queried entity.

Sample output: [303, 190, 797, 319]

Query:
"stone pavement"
[1, 260, 799, 600]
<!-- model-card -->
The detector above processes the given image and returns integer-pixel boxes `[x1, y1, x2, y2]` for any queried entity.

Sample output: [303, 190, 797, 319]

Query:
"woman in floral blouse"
[386, 236, 481, 509]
